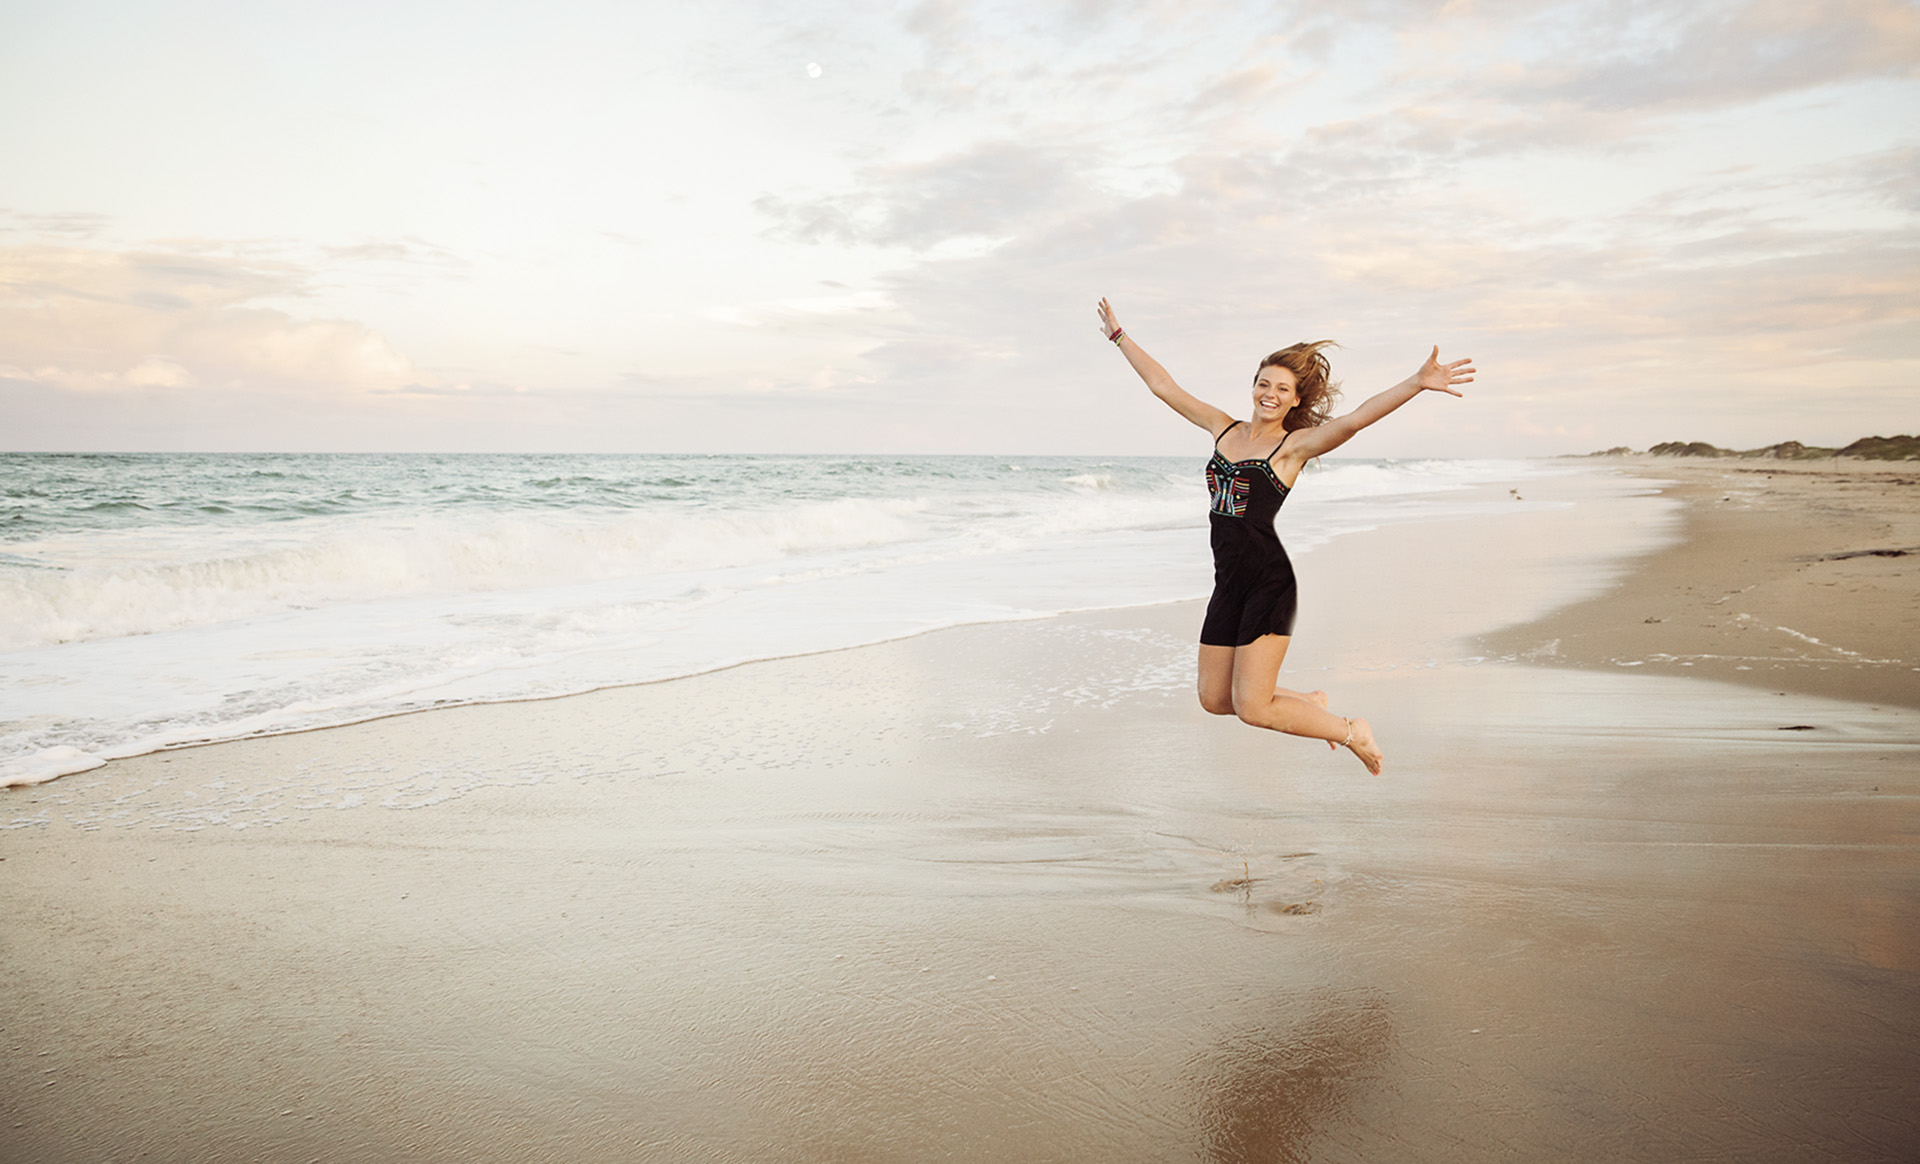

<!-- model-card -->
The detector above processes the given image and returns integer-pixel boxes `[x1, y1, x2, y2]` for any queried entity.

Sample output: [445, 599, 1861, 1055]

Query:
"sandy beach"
[4, 462, 1917, 1162]
[1486, 457, 1920, 710]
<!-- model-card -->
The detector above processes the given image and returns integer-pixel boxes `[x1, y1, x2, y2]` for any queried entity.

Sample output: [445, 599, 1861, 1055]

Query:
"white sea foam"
[0, 452, 1566, 786]
[0, 745, 106, 788]
[0, 497, 931, 649]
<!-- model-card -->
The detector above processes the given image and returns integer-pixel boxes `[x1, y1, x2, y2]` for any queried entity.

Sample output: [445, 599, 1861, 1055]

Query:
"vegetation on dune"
[1589, 435, 1920, 460]
[1835, 434, 1920, 460]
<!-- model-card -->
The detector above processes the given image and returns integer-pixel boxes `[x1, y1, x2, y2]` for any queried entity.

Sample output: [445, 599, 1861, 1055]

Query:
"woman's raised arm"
[1097, 298, 1234, 438]
[1288, 345, 1473, 459]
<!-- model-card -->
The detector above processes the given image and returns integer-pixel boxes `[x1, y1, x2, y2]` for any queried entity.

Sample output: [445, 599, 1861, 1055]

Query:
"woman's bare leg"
[1200, 646, 1327, 714]
[1228, 634, 1384, 774]
[1198, 645, 1236, 715]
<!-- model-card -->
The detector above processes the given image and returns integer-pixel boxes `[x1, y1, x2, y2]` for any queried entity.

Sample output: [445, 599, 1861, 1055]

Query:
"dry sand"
[2, 465, 1916, 1163]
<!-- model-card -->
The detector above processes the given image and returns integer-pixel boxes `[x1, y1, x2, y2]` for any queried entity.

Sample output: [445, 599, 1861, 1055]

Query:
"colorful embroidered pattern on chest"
[1206, 456, 1253, 517]
[1206, 452, 1290, 519]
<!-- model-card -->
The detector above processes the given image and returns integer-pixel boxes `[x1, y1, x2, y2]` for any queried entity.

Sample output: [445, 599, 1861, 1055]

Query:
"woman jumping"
[1096, 298, 1474, 775]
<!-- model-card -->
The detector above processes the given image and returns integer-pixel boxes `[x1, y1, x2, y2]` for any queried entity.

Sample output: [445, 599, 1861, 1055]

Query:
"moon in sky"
[806, 62, 822, 79]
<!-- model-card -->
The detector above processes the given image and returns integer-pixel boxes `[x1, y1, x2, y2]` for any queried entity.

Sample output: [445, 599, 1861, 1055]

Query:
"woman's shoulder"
[1269, 422, 1315, 455]
[1268, 423, 1321, 465]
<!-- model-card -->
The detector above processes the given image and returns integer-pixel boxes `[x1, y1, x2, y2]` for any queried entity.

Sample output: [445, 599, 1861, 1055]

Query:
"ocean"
[1, 452, 1562, 786]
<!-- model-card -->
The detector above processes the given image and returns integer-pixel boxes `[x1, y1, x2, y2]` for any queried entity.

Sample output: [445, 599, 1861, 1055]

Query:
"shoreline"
[13, 453, 1917, 805]
[5, 459, 1916, 1161]
[1483, 457, 1920, 709]
[1, 600, 1194, 789]
[0, 454, 1572, 789]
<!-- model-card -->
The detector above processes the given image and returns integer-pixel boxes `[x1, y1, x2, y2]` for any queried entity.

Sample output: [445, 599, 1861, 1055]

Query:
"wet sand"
[1485, 457, 1920, 709]
[3, 466, 1917, 1162]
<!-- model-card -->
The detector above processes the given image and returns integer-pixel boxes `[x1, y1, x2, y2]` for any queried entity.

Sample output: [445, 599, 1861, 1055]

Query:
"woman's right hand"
[1095, 298, 1231, 435]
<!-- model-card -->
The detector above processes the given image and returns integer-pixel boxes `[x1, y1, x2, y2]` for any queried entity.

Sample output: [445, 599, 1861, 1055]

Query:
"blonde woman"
[1096, 298, 1474, 774]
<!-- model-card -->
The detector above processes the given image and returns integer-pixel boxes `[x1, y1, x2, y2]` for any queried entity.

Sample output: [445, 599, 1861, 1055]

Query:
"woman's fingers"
[1441, 355, 1476, 390]
[1425, 349, 1472, 396]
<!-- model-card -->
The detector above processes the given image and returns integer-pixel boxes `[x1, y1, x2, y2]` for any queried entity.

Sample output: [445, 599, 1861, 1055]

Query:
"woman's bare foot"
[1340, 717, 1383, 775]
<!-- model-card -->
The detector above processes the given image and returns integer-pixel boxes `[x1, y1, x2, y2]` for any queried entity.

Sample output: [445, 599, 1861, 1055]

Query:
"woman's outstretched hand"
[1096, 297, 1122, 339]
[1415, 346, 1475, 396]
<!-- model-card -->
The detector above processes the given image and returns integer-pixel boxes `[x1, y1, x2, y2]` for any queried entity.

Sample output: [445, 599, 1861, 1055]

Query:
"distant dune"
[1586, 434, 1920, 460]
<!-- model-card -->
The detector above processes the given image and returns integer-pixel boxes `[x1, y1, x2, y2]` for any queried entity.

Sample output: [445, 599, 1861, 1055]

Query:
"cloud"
[318, 237, 468, 272]
[1221, 0, 1920, 189]
[0, 210, 114, 239]
[1848, 145, 1920, 213]
[888, 0, 1297, 122]
[0, 243, 417, 398]
[1186, 64, 1286, 118]
[124, 358, 195, 388]
[724, 0, 1920, 451]
[795, 125, 1920, 452]
[758, 139, 1090, 251]
[1484, 0, 1920, 114]
[370, 380, 532, 398]
[9, 0, 1915, 453]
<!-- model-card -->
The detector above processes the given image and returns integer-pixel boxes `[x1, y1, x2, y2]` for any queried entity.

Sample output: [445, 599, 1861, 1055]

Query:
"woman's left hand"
[1415, 346, 1475, 396]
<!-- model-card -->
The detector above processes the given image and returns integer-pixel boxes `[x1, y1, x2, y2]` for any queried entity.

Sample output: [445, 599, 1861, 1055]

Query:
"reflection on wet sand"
[1191, 990, 1393, 1164]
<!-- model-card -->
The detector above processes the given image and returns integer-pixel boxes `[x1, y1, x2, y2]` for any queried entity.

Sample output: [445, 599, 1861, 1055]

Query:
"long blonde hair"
[1260, 340, 1341, 430]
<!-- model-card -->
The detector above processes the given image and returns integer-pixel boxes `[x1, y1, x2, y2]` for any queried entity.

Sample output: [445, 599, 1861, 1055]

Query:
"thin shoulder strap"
[1267, 428, 1293, 459]
[1212, 419, 1242, 449]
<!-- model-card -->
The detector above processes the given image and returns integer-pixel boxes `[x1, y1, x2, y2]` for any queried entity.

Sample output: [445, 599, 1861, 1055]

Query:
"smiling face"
[1252, 364, 1300, 422]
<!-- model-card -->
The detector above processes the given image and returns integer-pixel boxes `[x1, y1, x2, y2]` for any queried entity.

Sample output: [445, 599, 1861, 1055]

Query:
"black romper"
[1199, 421, 1298, 647]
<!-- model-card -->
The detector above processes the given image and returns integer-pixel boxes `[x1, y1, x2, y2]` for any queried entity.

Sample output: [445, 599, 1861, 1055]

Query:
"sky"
[1, 0, 1916, 455]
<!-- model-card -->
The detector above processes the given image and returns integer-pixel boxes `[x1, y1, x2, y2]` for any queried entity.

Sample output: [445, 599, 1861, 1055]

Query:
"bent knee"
[1231, 691, 1284, 728]
[1199, 692, 1235, 716]
[1230, 691, 1260, 724]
